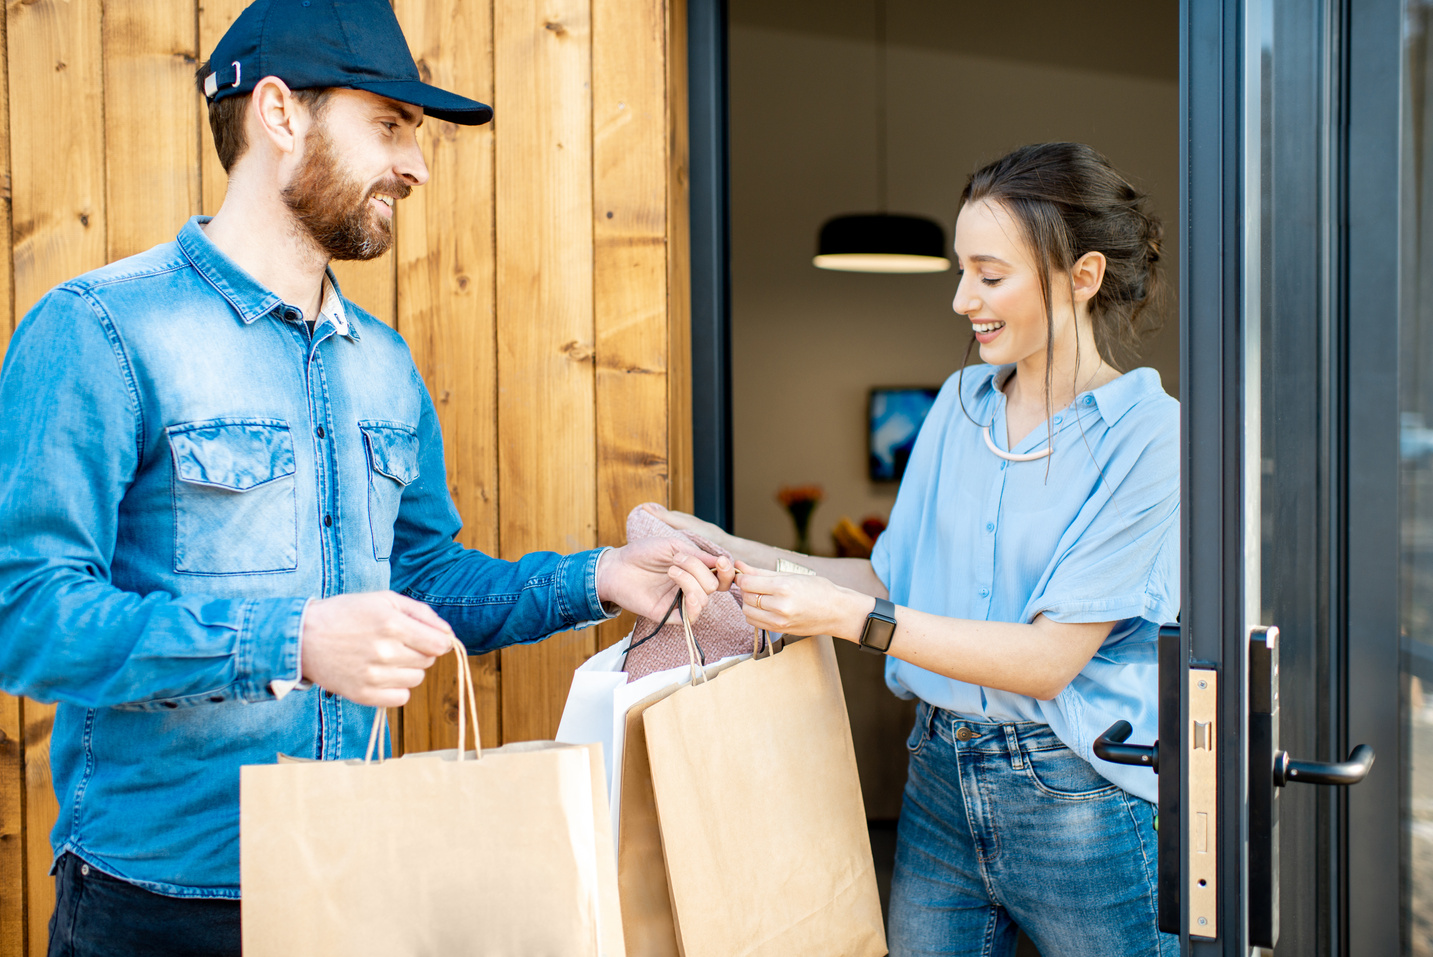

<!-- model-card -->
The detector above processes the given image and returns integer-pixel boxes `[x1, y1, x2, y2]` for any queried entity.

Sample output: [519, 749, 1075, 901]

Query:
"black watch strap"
[859, 597, 897, 655]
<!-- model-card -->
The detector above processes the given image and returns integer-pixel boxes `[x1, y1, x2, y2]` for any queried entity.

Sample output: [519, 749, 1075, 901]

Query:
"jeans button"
[955, 727, 975, 741]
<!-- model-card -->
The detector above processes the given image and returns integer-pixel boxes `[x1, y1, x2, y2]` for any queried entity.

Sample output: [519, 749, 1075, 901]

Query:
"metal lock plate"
[1188, 668, 1218, 939]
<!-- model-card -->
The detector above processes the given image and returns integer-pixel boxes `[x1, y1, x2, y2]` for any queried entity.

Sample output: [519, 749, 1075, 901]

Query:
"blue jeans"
[47, 854, 239, 957]
[888, 705, 1178, 957]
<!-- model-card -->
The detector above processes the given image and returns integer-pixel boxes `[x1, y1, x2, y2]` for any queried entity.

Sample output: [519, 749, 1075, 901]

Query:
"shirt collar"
[975, 363, 1167, 426]
[175, 216, 361, 341]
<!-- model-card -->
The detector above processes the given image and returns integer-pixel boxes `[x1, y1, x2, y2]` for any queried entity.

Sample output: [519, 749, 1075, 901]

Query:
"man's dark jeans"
[47, 854, 240, 957]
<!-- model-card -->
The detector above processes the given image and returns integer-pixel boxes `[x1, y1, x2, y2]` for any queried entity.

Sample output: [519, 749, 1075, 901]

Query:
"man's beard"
[282, 122, 411, 262]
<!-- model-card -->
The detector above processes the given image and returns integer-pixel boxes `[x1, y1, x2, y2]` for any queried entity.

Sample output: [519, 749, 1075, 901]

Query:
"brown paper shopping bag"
[241, 638, 626, 957]
[642, 628, 887, 957]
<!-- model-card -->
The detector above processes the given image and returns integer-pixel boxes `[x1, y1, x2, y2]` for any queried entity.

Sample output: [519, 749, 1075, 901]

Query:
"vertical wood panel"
[8, 2, 106, 949]
[495, 0, 598, 742]
[0, 0, 12, 363]
[592, 0, 670, 651]
[20, 706, 50, 957]
[666, 0, 694, 514]
[103, 0, 199, 260]
[0, 15, 19, 954]
[10, 0, 106, 318]
[0, 695, 23, 957]
[394, 0, 502, 750]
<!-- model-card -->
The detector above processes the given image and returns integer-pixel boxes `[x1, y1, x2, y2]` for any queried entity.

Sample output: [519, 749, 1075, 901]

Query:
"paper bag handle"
[679, 599, 710, 687]
[364, 636, 481, 764]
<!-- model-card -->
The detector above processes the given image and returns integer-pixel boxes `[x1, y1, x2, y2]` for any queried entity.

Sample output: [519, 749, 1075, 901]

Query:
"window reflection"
[1400, 3, 1433, 953]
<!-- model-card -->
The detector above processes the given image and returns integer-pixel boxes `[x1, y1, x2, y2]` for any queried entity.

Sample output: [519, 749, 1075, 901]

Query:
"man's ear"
[249, 76, 305, 157]
[1071, 250, 1107, 305]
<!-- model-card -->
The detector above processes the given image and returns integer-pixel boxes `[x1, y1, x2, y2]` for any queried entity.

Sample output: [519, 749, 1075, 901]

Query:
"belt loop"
[1003, 724, 1024, 769]
[926, 701, 938, 741]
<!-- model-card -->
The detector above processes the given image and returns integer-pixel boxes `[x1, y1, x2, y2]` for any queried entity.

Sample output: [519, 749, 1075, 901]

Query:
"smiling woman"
[653, 141, 1179, 957]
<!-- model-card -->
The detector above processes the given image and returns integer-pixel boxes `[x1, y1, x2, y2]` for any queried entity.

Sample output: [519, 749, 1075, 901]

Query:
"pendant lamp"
[813, 0, 950, 274]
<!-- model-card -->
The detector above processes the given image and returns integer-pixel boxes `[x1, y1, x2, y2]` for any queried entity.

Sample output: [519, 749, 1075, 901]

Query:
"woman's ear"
[1071, 250, 1107, 305]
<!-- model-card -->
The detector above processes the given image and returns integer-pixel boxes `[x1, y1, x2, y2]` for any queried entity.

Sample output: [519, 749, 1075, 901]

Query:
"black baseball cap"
[202, 0, 493, 126]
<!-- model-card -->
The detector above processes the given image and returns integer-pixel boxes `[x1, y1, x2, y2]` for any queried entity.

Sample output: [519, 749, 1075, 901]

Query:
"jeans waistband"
[921, 702, 1065, 755]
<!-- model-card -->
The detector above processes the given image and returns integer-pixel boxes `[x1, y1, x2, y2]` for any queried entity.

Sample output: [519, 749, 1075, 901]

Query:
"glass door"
[1158, 0, 1395, 952]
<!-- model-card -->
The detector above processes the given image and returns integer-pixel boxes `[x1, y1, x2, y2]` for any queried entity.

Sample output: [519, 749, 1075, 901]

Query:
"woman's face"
[952, 198, 1076, 368]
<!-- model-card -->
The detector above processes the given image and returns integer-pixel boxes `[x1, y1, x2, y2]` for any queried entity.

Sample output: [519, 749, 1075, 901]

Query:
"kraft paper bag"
[556, 631, 750, 844]
[643, 633, 887, 957]
[241, 639, 626, 957]
[613, 630, 752, 957]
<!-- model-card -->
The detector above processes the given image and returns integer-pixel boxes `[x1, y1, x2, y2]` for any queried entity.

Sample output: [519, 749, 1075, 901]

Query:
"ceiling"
[728, 0, 1179, 84]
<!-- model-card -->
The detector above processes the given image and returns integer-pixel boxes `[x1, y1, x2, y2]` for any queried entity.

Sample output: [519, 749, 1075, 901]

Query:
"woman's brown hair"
[960, 142, 1164, 397]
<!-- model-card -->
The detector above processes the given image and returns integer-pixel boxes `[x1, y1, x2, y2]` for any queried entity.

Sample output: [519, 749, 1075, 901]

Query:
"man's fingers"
[387, 595, 456, 657]
[668, 565, 715, 624]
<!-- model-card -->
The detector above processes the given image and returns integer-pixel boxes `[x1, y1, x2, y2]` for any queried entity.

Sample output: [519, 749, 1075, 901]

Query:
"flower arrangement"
[777, 484, 824, 554]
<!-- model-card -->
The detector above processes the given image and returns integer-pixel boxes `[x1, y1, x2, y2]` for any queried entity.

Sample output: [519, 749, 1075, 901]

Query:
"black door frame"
[1345, 0, 1401, 951]
[687, 0, 733, 531]
[1182, 0, 1398, 951]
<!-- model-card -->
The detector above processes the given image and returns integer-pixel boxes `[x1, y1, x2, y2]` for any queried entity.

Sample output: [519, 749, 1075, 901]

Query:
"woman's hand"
[733, 561, 873, 641]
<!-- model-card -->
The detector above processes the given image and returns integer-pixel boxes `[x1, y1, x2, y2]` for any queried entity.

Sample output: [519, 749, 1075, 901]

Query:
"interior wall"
[728, 3, 1180, 554]
[726, 0, 1179, 818]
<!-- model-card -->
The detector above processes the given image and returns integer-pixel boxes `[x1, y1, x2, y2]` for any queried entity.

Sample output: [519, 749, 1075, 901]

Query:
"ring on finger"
[754, 593, 763, 610]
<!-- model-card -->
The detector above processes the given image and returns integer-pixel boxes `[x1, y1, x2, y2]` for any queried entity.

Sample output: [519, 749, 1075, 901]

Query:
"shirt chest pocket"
[167, 419, 298, 575]
[359, 421, 419, 561]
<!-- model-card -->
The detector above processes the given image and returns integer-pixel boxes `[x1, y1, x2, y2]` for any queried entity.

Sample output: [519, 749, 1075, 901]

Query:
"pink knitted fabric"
[622, 504, 754, 681]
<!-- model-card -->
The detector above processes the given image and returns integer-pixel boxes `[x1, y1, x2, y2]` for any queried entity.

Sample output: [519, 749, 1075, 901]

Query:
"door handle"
[1272, 743, 1375, 787]
[1092, 720, 1158, 770]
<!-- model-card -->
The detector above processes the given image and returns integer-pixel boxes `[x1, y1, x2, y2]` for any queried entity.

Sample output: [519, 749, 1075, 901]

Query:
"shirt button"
[80, 864, 90, 877]
[955, 727, 976, 741]
[324, 515, 333, 527]
[979, 587, 990, 598]
[1000, 461, 1007, 471]
[1083, 395, 1094, 405]
[1054, 414, 1063, 424]
[985, 522, 994, 532]
[315, 426, 325, 438]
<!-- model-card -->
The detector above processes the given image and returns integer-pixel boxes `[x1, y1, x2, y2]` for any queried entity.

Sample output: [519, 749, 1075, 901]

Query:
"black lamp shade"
[814, 213, 951, 273]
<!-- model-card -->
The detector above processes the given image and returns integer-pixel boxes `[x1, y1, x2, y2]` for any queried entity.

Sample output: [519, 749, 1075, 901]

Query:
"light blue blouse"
[873, 363, 1179, 802]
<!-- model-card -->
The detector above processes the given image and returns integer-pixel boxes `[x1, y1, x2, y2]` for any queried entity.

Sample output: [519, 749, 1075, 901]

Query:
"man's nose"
[398, 135, 430, 187]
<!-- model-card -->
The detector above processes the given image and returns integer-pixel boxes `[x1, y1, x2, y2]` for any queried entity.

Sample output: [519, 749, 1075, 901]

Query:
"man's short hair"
[195, 61, 333, 173]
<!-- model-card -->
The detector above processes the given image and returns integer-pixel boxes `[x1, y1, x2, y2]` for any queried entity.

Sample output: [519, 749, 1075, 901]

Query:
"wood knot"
[79, 212, 90, 227]
[561, 340, 595, 363]
[55, 60, 68, 72]
[544, 20, 567, 35]
[455, 274, 470, 290]
[416, 59, 433, 84]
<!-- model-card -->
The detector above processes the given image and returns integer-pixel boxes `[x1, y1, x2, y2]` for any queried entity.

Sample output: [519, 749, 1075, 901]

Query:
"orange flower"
[777, 484, 824, 508]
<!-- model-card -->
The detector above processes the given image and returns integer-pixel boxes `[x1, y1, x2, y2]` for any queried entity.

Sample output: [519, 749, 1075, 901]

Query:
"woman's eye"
[980, 276, 1004, 287]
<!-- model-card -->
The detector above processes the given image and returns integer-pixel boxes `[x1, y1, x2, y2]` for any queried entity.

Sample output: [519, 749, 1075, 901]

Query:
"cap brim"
[350, 79, 492, 126]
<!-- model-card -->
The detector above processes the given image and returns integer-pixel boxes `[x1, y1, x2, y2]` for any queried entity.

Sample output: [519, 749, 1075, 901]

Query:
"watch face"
[862, 615, 896, 653]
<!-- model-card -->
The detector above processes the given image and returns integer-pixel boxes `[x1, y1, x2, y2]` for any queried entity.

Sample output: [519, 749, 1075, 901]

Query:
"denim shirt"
[0, 217, 613, 897]
[874, 364, 1179, 803]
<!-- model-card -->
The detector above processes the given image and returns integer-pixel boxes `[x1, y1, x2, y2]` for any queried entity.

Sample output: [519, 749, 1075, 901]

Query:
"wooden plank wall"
[0, 0, 691, 951]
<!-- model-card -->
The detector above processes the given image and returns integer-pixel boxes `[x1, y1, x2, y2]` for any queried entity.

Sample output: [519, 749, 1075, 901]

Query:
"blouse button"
[979, 587, 990, 598]
[1083, 395, 1095, 405]
[985, 522, 994, 532]
[1054, 414, 1063, 424]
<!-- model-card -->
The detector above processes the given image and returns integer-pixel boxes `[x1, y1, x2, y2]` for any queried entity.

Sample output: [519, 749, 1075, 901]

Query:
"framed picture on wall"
[869, 387, 940, 482]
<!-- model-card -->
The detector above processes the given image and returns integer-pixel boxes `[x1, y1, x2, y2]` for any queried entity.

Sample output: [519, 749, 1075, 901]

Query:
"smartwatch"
[859, 597, 898, 655]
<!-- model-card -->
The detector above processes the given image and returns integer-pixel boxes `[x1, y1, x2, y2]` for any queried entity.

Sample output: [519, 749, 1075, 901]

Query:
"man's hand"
[597, 539, 736, 624]
[300, 592, 456, 707]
